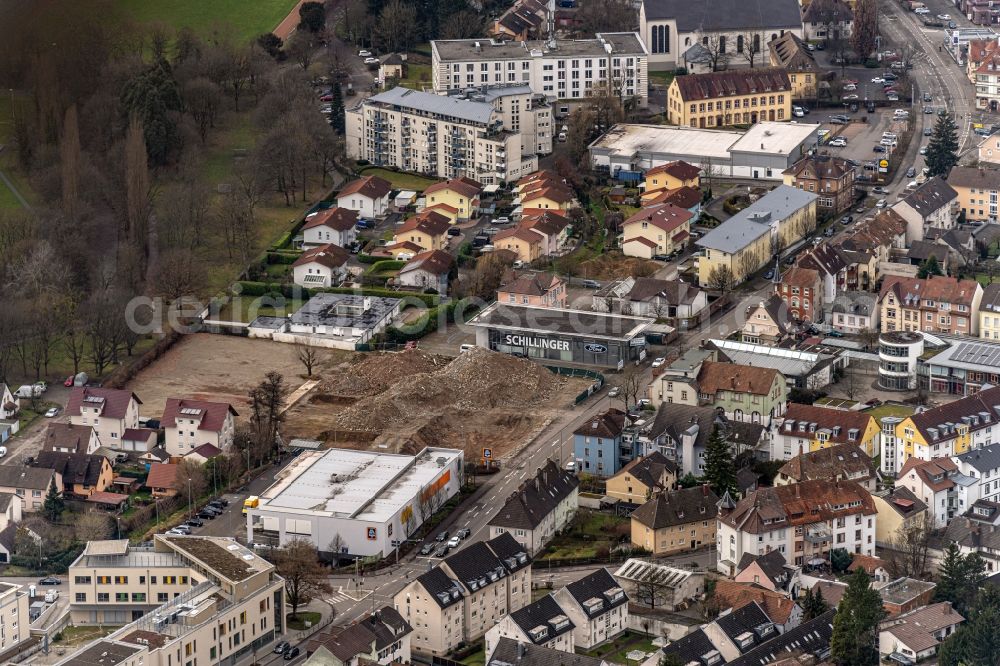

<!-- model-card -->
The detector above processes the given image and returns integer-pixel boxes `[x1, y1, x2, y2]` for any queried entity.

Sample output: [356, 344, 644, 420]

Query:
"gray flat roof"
[642, 0, 802, 31]
[729, 122, 820, 155]
[468, 303, 653, 340]
[697, 185, 817, 253]
[589, 124, 738, 161]
[367, 87, 494, 124]
[432, 33, 646, 62]
[290, 293, 400, 330]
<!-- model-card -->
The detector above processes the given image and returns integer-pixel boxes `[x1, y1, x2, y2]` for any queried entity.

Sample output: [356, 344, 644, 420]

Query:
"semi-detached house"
[716, 479, 877, 574]
[0, 466, 62, 512]
[488, 460, 579, 555]
[485, 595, 576, 661]
[67, 387, 141, 451]
[621, 204, 693, 259]
[552, 569, 629, 650]
[772, 403, 881, 460]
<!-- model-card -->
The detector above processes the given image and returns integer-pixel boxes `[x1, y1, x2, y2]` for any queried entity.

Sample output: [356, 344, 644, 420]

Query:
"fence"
[545, 366, 605, 404]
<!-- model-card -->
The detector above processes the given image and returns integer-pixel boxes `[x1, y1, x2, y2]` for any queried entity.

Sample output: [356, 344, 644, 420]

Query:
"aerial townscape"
[6, 0, 1000, 665]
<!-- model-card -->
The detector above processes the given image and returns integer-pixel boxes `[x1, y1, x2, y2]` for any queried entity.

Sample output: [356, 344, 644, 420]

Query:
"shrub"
[266, 251, 300, 265]
[368, 260, 405, 273]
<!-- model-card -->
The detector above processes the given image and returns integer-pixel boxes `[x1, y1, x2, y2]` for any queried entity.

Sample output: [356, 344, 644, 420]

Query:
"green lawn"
[538, 510, 629, 561]
[359, 166, 438, 192]
[286, 611, 321, 630]
[216, 296, 305, 323]
[397, 64, 432, 90]
[583, 632, 658, 664]
[864, 403, 916, 420]
[54, 625, 122, 646]
[459, 646, 486, 666]
[114, 0, 300, 42]
[648, 71, 676, 87]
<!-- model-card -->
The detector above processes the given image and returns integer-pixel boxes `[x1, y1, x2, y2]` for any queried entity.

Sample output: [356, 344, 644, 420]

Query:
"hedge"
[270, 231, 294, 250]
[235, 281, 440, 307]
[384, 298, 481, 343]
[368, 259, 405, 273]
[266, 251, 300, 265]
[356, 253, 382, 264]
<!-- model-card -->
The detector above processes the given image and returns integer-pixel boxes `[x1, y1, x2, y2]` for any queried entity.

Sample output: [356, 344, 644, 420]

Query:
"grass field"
[216, 296, 306, 323]
[115, 0, 300, 42]
[397, 64, 432, 90]
[864, 403, 916, 420]
[359, 166, 438, 191]
[584, 631, 658, 664]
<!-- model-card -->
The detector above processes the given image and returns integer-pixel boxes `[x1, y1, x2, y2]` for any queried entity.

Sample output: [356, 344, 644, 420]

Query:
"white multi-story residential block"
[552, 569, 628, 649]
[346, 86, 544, 184]
[0, 581, 29, 654]
[488, 460, 579, 555]
[717, 479, 877, 575]
[431, 34, 649, 110]
[161, 398, 237, 457]
[484, 595, 575, 661]
[67, 387, 141, 450]
[953, 442, 1000, 505]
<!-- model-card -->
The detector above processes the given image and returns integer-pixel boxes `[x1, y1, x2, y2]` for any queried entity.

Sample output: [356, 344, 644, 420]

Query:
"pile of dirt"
[331, 347, 568, 433]
[324, 350, 448, 397]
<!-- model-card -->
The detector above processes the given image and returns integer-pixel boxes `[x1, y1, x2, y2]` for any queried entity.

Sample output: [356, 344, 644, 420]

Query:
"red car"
[319, 94, 333, 102]
[63, 375, 74, 387]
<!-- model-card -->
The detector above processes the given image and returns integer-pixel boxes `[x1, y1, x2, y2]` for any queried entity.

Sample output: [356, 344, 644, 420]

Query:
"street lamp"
[187, 478, 193, 517]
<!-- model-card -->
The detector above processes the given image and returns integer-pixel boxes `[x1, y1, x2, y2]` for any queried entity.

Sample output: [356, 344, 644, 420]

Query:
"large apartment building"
[666, 68, 793, 128]
[947, 165, 1000, 223]
[394, 533, 532, 657]
[346, 86, 544, 184]
[878, 275, 983, 336]
[717, 479, 878, 574]
[58, 535, 284, 665]
[431, 34, 649, 110]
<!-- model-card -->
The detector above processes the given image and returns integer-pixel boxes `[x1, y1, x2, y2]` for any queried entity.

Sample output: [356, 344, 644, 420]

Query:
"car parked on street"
[419, 543, 435, 556]
[456, 528, 471, 539]
[38, 577, 62, 586]
[436, 530, 449, 542]
[274, 641, 291, 655]
[651, 357, 666, 368]
[284, 647, 300, 661]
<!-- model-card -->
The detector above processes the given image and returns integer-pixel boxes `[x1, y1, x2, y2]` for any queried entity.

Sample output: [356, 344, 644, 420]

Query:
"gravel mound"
[324, 351, 447, 397]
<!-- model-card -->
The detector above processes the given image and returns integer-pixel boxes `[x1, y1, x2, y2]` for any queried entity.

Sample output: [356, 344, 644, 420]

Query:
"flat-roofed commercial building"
[467, 303, 655, 368]
[248, 447, 464, 558]
[60, 535, 284, 665]
[431, 34, 649, 110]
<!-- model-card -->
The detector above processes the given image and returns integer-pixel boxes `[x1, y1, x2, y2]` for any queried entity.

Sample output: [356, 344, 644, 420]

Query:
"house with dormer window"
[553, 569, 629, 649]
[776, 443, 877, 491]
[878, 275, 983, 336]
[485, 595, 576, 661]
[67, 387, 141, 450]
[772, 403, 881, 460]
[161, 398, 237, 457]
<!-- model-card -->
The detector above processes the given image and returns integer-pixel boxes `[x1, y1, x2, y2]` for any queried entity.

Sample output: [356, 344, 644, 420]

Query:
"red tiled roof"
[522, 184, 574, 205]
[879, 275, 981, 309]
[779, 403, 875, 447]
[780, 266, 820, 290]
[400, 249, 453, 276]
[338, 175, 392, 200]
[673, 68, 791, 102]
[397, 210, 451, 237]
[67, 387, 141, 420]
[87, 491, 129, 506]
[899, 456, 959, 493]
[302, 207, 358, 231]
[847, 553, 887, 575]
[624, 203, 693, 235]
[499, 271, 561, 297]
[647, 185, 702, 209]
[646, 160, 701, 181]
[672, 230, 689, 243]
[293, 243, 350, 270]
[424, 176, 482, 198]
[720, 479, 876, 533]
[145, 463, 178, 490]
[713, 581, 798, 625]
[383, 241, 424, 254]
[624, 237, 658, 248]
[162, 398, 237, 434]
[187, 443, 223, 459]
[697, 361, 780, 397]
[495, 227, 544, 244]
[123, 428, 156, 443]
[425, 203, 459, 214]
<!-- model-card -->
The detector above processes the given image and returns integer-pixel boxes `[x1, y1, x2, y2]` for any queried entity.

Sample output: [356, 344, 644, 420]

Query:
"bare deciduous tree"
[296, 343, 319, 377]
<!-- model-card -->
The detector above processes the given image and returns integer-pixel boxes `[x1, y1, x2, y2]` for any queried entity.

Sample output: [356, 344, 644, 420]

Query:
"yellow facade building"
[643, 160, 701, 195]
[423, 177, 482, 223]
[393, 211, 451, 251]
[629, 486, 719, 556]
[667, 68, 792, 129]
[606, 452, 677, 504]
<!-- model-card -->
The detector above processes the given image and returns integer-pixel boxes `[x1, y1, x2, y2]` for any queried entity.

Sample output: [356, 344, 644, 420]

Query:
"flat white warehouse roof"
[590, 124, 738, 161]
[258, 447, 462, 522]
[729, 122, 820, 155]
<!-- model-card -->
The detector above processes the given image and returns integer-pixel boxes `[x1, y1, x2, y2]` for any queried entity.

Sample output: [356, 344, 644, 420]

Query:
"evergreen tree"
[926, 112, 959, 178]
[939, 585, 1000, 666]
[936, 543, 988, 615]
[43, 478, 64, 521]
[329, 83, 346, 134]
[803, 586, 830, 620]
[830, 569, 886, 666]
[702, 424, 738, 498]
[918, 255, 943, 279]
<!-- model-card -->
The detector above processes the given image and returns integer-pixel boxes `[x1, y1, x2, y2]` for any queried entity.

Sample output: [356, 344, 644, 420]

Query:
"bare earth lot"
[125, 333, 347, 418]
[125, 335, 589, 462]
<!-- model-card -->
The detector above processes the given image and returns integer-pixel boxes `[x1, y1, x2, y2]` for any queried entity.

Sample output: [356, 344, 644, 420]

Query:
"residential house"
[878, 275, 983, 335]
[782, 154, 856, 215]
[629, 485, 720, 555]
[716, 479, 878, 573]
[734, 550, 796, 594]
[973, 47, 1000, 112]
[572, 409, 630, 477]
[825, 290, 880, 334]
[798, 243, 848, 302]
[519, 210, 570, 254]
[952, 441, 1000, 505]
[773, 403, 881, 459]
[493, 227, 547, 263]
[488, 460, 579, 555]
[552, 569, 629, 650]
[0, 466, 62, 511]
[638, 0, 804, 71]
[621, 204, 693, 258]
[518, 178, 577, 213]
[120, 428, 157, 453]
[641, 185, 703, 216]
[393, 211, 451, 252]
[697, 186, 818, 288]
[898, 457, 968, 528]
[712, 581, 802, 633]
[873, 486, 928, 548]
[0, 577, 30, 652]
[0, 492, 23, 564]
[906, 240, 951, 274]
[184, 443, 223, 465]
[485, 595, 575, 661]
[497, 272, 567, 308]
[605, 452, 678, 504]
[666, 69, 793, 128]
[848, 553, 890, 583]
[423, 177, 481, 222]
[305, 607, 413, 666]
[145, 463, 179, 498]
[67, 387, 141, 450]
[642, 161, 701, 198]
[878, 602, 964, 663]
[337, 175, 392, 219]
[139, 447, 169, 468]
[162, 398, 237, 458]
[380, 54, 406, 82]
[487, 639, 609, 666]
[293, 244, 351, 288]
[31, 451, 113, 498]
[742, 294, 794, 344]
[42, 423, 101, 455]
[491, 0, 547, 40]
[768, 33, 821, 99]
[892, 385, 1000, 469]
[943, 499, 1000, 572]
[659, 602, 785, 664]
[977, 130, 1000, 165]
[397, 250, 453, 294]
[924, 226, 977, 269]
[775, 266, 822, 322]
[776, 442, 877, 490]
[662, 360, 787, 425]
[947, 166, 1000, 223]
[979, 282, 1000, 340]
[394, 533, 532, 656]
[593, 277, 708, 328]
[0, 384, 17, 420]
[801, 0, 854, 40]
[891, 177, 958, 242]
[302, 207, 359, 248]
[968, 39, 999, 83]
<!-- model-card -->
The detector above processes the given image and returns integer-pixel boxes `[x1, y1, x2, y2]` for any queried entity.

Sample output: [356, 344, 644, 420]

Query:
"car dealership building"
[467, 303, 655, 368]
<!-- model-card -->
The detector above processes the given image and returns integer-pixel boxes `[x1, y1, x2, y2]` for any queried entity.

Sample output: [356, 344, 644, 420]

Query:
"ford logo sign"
[585, 343, 608, 353]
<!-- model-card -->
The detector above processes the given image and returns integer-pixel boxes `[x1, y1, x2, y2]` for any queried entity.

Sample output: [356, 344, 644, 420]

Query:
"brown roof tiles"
[672, 68, 791, 102]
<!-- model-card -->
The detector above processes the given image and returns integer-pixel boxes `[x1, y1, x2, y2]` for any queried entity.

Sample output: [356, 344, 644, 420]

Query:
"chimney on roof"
[517, 642, 526, 659]
[795, 484, 800, 498]
[702, 483, 709, 496]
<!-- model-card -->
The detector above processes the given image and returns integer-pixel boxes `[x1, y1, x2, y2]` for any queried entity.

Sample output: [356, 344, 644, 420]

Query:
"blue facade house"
[573, 408, 629, 477]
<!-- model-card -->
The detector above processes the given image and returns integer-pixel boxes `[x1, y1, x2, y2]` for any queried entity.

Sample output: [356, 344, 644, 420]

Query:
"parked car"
[436, 530, 450, 542]
[38, 577, 61, 586]
[581, 279, 602, 289]
[872, 186, 888, 194]
[923, 92, 932, 102]
[906, 167, 917, 178]
[284, 647, 300, 661]
[197, 510, 217, 520]
[876, 199, 887, 209]
[651, 357, 666, 368]
[44, 407, 59, 418]
[924, 127, 933, 136]
[358, 50, 372, 57]
[607, 386, 620, 397]
[274, 641, 291, 655]
[434, 545, 450, 558]
[419, 543, 435, 556]
[211, 498, 229, 507]
[873, 145, 887, 153]
[447, 536, 461, 548]
[456, 528, 471, 539]
[447, 227, 461, 236]
[492, 216, 510, 225]
[825, 226, 835, 237]
[185, 518, 204, 528]
[63, 375, 74, 387]
[364, 57, 379, 65]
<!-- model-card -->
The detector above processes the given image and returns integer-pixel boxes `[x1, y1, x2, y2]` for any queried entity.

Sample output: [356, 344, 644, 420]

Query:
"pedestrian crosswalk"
[325, 591, 353, 605]
[325, 587, 372, 605]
